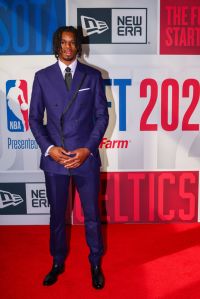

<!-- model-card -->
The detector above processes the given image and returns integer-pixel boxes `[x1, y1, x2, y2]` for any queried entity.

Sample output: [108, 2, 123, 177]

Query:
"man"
[29, 26, 109, 289]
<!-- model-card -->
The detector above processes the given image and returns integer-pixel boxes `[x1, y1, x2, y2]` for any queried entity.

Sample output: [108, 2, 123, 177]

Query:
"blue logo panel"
[6, 80, 29, 132]
[0, 183, 27, 215]
[0, 0, 66, 55]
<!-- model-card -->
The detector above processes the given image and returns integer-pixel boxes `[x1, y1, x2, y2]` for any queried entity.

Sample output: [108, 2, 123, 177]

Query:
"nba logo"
[6, 80, 29, 132]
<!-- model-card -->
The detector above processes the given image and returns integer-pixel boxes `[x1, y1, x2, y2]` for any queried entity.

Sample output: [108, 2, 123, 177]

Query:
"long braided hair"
[53, 26, 82, 59]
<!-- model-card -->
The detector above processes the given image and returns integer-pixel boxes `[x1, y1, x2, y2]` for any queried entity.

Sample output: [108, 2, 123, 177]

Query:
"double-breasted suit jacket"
[29, 60, 109, 174]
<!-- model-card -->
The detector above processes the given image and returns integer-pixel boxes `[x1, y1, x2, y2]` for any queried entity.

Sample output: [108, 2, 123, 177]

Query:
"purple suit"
[29, 60, 109, 266]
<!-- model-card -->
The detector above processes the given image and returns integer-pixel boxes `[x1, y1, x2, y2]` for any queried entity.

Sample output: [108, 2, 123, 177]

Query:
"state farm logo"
[0, 190, 23, 209]
[99, 138, 129, 149]
[160, 0, 200, 54]
[6, 80, 29, 132]
[78, 8, 147, 44]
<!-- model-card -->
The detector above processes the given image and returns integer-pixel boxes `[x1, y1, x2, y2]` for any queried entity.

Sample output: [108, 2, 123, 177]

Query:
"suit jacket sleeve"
[29, 73, 53, 154]
[84, 72, 109, 152]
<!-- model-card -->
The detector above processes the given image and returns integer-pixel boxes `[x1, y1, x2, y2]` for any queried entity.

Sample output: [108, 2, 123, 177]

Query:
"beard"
[59, 48, 77, 62]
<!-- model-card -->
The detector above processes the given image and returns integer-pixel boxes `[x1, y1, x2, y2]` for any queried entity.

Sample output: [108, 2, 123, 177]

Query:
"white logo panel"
[112, 9, 147, 43]
[26, 183, 49, 214]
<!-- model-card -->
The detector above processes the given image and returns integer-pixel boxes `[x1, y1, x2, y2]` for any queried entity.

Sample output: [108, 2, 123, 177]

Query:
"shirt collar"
[58, 59, 77, 78]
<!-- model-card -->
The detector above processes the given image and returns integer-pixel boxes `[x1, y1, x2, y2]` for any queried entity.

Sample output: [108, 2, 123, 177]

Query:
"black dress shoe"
[43, 263, 64, 286]
[91, 265, 105, 289]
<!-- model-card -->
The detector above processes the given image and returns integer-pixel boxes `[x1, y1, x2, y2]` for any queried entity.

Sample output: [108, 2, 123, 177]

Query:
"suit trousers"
[44, 166, 104, 266]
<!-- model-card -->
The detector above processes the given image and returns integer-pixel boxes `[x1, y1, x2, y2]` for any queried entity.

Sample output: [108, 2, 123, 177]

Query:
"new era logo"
[0, 190, 23, 209]
[81, 15, 109, 36]
[74, 2, 157, 54]
[78, 8, 147, 44]
[0, 183, 27, 215]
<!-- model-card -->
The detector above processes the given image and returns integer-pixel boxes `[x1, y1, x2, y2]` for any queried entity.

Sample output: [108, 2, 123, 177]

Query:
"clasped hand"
[49, 146, 90, 168]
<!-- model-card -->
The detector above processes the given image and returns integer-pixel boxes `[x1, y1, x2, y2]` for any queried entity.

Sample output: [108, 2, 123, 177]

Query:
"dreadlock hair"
[53, 26, 82, 59]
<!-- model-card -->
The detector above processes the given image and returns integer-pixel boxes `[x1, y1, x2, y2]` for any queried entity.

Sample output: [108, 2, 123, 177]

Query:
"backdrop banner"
[0, 0, 200, 224]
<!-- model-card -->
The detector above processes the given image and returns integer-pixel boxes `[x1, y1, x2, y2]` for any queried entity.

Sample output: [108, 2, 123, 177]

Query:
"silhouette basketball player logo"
[6, 80, 29, 132]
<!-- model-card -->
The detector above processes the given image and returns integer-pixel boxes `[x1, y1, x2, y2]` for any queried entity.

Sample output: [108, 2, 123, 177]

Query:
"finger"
[64, 160, 79, 168]
[58, 153, 73, 160]
[58, 159, 69, 165]
[64, 157, 79, 164]
[58, 156, 77, 165]
[67, 163, 79, 169]
[67, 150, 76, 155]
[61, 149, 69, 155]
[57, 157, 72, 165]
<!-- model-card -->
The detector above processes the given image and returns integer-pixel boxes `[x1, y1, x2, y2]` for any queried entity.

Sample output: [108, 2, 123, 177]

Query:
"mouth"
[63, 50, 72, 56]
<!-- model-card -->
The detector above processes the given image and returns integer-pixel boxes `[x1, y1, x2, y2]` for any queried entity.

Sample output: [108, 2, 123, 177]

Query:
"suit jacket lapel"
[47, 61, 86, 111]
[48, 61, 69, 101]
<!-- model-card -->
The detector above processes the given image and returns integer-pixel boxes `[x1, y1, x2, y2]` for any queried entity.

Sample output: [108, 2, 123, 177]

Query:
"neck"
[59, 57, 77, 66]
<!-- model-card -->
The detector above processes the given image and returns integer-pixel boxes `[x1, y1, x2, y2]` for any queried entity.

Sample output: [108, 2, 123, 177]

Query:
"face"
[58, 31, 78, 65]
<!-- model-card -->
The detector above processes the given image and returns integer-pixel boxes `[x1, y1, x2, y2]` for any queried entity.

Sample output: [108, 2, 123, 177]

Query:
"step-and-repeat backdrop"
[0, 0, 200, 224]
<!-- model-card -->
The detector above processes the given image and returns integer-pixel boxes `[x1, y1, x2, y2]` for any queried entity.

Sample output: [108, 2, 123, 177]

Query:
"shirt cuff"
[45, 145, 54, 157]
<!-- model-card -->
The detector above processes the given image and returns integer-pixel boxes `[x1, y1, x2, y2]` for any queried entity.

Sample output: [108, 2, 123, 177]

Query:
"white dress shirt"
[45, 59, 77, 156]
[58, 59, 77, 79]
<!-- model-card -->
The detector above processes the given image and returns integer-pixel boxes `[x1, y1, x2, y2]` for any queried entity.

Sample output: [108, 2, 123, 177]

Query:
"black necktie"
[65, 67, 72, 90]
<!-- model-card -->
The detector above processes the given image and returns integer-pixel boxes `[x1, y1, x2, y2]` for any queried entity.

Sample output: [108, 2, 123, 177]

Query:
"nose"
[61, 41, 72, 49]
[66, 41, 73, 49]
